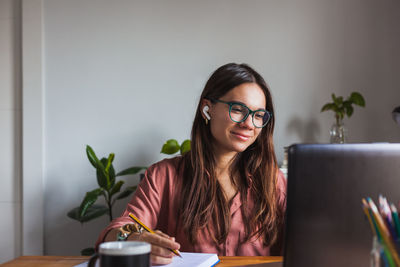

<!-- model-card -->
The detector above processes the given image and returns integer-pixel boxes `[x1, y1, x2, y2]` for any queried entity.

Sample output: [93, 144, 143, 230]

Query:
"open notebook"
[160, 252, 219, 267]
[74, 252, 219, 267]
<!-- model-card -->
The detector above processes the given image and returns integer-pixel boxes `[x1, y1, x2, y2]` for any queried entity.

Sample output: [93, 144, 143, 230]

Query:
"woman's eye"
[255, 113, 265, 120]
[231, 106, 244, 113]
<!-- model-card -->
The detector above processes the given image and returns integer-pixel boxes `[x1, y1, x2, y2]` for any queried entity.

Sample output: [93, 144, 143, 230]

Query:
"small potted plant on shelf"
[320, 91, 365, 143]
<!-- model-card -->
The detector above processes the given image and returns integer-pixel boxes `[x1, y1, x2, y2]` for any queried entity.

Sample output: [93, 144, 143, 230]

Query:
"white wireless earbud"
[203, 106, 211, 120]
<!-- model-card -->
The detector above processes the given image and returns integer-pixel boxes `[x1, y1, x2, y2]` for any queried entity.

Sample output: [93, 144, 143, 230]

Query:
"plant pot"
[330, 119, 347, 144]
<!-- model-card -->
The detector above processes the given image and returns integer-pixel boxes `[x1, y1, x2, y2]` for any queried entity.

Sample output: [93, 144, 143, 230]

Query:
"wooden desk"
[3, 255, 283, 266]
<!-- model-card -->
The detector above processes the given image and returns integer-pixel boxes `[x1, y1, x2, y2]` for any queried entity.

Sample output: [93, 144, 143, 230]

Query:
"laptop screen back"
[284, 143, 400, 267]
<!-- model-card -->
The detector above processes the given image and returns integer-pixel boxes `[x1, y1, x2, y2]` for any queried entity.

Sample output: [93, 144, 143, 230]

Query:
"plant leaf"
[321, 103, 335, 112]
[105, 153, 115, 173]
[331, 104, 341, 114]
[86, 145, 101, 169]
[110, 180, 125, 197]
[67, 207, 81, 221]
[81, 247, 96, 256]
[109, 164, 116, 188]
[96, 167, 108, 188]
[67, 204, 108, 223]
[343, 100, 352, 107]
[116, 185, 137, 200]
[78, 188, 103, 218]
[117, 166, 147, 176]
[345, 105, 354, 117]
[350, 92, 365, 107]
[79, 205, 108, 222]
[86, 146, 108, 188]
[180, 139, 191, 155]
[100, 158, 115, 189]
[161, 139, 180, 154]
[334, 96, 343, 107]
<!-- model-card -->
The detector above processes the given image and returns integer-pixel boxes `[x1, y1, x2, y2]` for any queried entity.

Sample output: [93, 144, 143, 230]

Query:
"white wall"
[1, 0, 399, 260]
[41, 0, 400, 255]
[0, 0, 22, 263]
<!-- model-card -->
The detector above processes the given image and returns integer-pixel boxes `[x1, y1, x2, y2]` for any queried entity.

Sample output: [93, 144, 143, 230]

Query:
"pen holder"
[370, 236, 384, 267]
[370, 236, 399, 267]
[363, 197, 400, 267]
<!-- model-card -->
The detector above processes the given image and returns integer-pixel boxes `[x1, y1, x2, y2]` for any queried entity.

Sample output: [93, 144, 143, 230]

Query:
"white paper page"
[158, 252, 219, 267]
[74, 252, 219, 267]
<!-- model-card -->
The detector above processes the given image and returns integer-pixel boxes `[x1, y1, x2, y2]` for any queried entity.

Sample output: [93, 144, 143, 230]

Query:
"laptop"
[283, 143, 400, 267]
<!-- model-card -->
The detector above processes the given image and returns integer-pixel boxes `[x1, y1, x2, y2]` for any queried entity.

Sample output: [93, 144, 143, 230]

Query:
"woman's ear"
[201, 99, 212, 120]
[203, 106, 211, 120]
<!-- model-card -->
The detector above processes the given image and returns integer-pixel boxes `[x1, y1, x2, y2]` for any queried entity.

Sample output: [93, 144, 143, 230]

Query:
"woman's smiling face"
[206, 82, 267, 155]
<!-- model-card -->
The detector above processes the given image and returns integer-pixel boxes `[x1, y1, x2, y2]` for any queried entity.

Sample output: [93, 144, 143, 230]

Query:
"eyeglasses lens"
[230, 104, 248, 122]
[229, 104, 269, 128]
[257, 111, 270, 128]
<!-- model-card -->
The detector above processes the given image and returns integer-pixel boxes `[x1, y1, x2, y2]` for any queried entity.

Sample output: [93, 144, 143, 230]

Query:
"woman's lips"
[231, 131, 251, 141]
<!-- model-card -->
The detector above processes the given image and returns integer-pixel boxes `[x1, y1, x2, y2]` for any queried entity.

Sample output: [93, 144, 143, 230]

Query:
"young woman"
[95, 63, 286, 265]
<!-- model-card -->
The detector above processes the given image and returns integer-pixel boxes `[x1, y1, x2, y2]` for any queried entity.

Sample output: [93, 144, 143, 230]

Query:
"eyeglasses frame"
[207, 98, 272, 128]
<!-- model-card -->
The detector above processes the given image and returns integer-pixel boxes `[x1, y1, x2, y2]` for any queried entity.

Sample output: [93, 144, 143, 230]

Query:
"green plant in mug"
[321, 91, 366, 125]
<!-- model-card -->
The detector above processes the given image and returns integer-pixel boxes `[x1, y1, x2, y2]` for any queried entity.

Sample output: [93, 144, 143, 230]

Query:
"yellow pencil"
[128, 213, 182, 258]
[362, 198, 377, 236]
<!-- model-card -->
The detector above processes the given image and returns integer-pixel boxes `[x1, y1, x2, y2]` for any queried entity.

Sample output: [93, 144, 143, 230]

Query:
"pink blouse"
[95, 157, 287, 256]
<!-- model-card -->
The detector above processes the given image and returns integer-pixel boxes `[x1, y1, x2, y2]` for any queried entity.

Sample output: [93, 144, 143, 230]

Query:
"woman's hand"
[130, 230, 181, 265]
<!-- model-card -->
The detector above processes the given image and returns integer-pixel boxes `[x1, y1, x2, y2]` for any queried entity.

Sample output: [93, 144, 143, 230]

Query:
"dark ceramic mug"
[88, 241, 151, 267]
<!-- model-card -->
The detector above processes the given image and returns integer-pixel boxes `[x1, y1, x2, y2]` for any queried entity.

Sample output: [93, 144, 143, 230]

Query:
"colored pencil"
[367, 198, 400, 266]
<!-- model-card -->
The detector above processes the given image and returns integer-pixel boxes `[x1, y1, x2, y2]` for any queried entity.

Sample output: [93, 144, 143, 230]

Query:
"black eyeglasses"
[209, 98, 272, 128]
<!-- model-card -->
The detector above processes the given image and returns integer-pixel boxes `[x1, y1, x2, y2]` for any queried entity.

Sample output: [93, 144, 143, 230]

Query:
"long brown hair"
[179, 63, 283, 247]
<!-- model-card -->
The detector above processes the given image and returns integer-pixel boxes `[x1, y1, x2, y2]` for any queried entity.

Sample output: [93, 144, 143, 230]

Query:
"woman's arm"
[95, 159, 181, 265]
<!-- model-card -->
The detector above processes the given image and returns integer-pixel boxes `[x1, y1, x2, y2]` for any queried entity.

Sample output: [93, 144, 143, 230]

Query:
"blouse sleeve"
[94, 159, 171, 249]
[270, 169, 287, 255]
[276, 170, 287, 212]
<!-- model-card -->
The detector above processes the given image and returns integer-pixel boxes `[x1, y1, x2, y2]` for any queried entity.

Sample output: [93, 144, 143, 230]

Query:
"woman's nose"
[239, 114, 254, 129]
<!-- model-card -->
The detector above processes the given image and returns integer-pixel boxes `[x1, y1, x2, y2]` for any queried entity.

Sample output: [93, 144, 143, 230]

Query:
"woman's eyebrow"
[227, 100, 267, 110]
[228, 100, 245, 105]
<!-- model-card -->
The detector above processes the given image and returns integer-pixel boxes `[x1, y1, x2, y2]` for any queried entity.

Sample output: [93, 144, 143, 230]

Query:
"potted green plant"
[67, 145, 147, 255]
[67, 139, 190, 255]
[320, 91, 365, 143]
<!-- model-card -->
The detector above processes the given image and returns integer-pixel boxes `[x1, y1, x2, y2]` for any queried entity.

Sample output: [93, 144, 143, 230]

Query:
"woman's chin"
[231, 143, 251, 153]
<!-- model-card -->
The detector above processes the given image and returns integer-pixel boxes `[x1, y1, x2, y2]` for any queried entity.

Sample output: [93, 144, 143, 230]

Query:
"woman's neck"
[214, 151, 238, 202]
[214, 151, 236, 176]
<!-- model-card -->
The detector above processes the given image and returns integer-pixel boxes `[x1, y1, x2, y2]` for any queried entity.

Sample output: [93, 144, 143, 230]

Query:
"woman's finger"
[128, 231, 180, 263]
[154, 230, 169, 238]
[139, 232, 180, 251]
[151, 254, 174, 265]
[151, 243, 175, 257]
[154, 230, 175, 241]
[131, 232, 180, 255]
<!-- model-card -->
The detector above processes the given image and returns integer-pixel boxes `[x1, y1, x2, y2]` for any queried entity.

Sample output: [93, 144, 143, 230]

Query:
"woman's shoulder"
[145, 156, 184, 182]
[148, 156, 183, 172]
